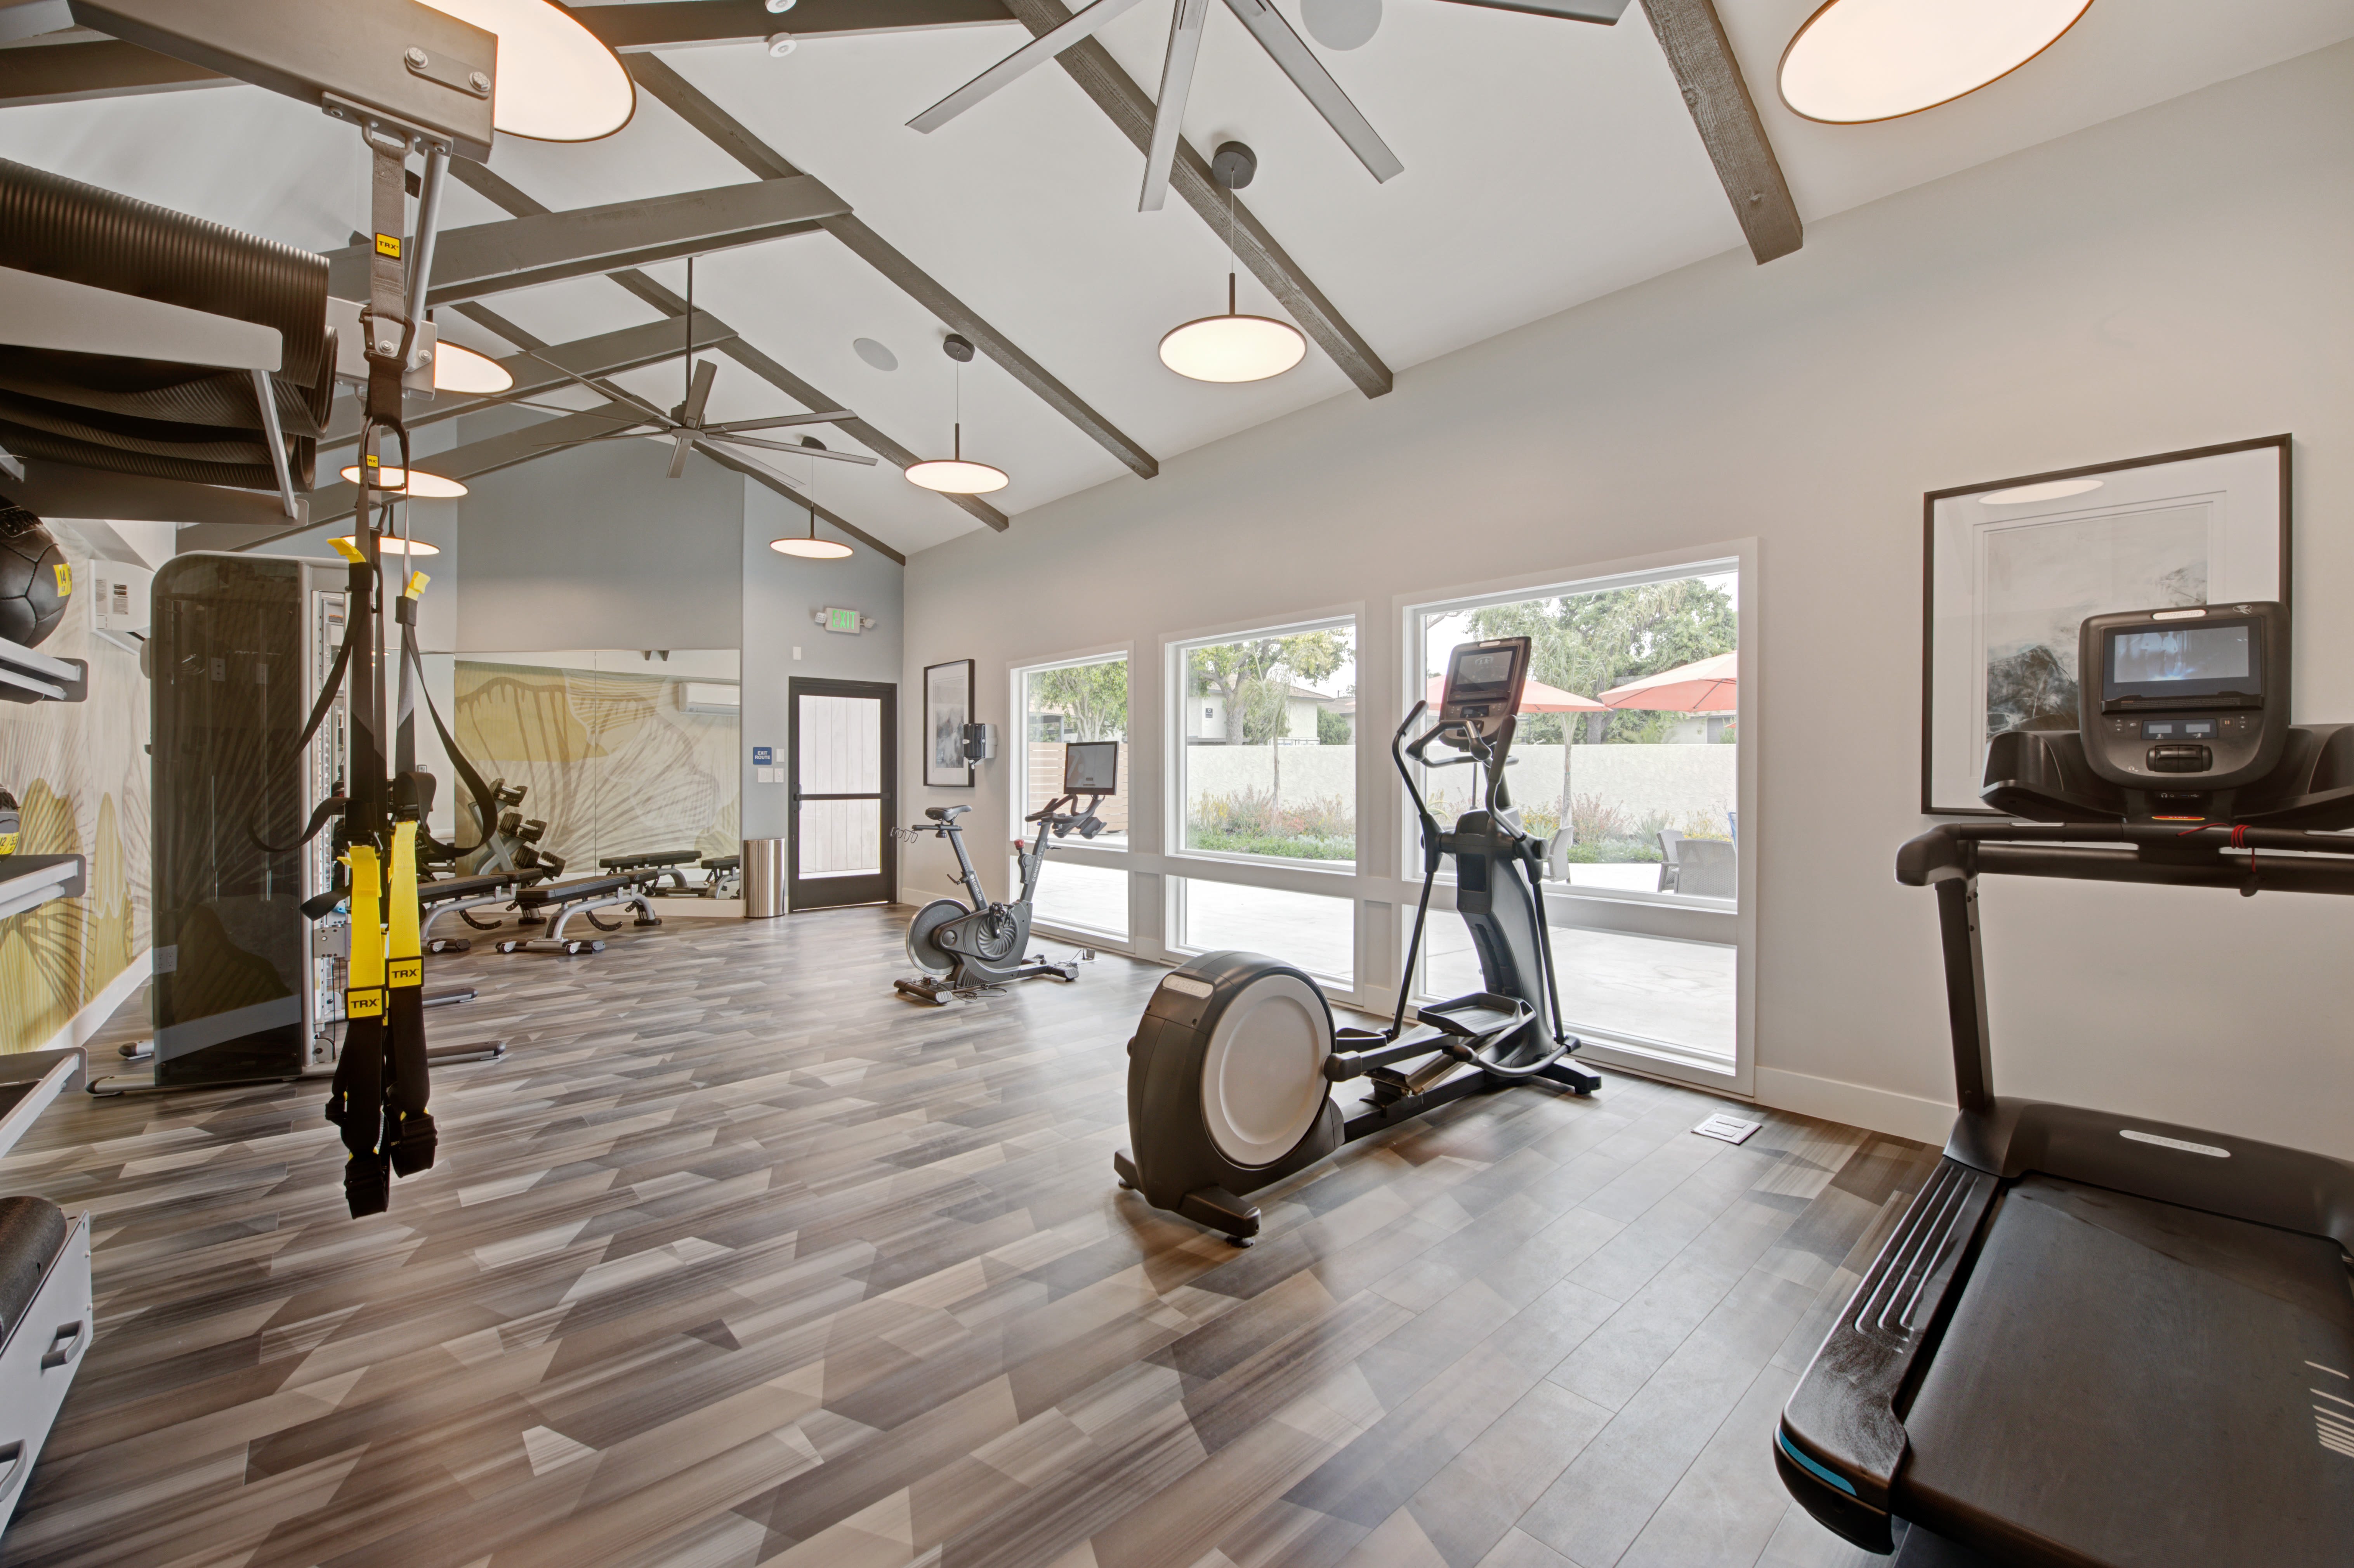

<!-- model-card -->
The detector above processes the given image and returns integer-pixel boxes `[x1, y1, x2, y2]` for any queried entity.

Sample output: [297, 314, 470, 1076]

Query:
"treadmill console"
[1438, 637, 1531, 742]
[2078, 602, 2287, 794]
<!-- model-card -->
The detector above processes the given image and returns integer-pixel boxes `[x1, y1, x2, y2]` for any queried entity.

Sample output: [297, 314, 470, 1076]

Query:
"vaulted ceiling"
[3, 0, 2348, 556]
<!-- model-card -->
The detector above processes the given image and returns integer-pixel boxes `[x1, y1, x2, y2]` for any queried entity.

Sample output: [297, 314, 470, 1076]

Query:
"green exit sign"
[824, 607, 861, 634]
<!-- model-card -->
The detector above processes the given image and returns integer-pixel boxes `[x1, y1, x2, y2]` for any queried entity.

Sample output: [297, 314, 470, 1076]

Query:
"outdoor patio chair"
[1656, 829, 1686, 892]
[1673, 837, 1735, 898]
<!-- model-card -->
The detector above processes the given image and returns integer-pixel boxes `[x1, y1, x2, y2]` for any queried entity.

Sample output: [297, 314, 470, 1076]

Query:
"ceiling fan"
[909, 0, 1631, 212]
[531, 257, 879, 479]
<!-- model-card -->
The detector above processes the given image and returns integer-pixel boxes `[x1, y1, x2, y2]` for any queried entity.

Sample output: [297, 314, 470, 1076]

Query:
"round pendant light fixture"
[1779, 0, 2095, 124]
[1161, 142, 1305, 385]
[432, 340, 513, 394]
[905, 335, 1010, 495]
[334, 533, 441, 557]
[415, 0, 636, 142]
[773, 441, 855, 557]
[340, 463, 469, 499]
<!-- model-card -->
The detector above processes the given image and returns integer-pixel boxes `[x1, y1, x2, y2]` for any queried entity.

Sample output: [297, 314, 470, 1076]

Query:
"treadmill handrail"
[1900, 820, 2354, 896]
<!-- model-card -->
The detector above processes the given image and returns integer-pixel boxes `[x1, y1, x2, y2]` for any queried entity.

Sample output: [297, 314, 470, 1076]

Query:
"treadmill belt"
[1902, 1176, 2354, 1567]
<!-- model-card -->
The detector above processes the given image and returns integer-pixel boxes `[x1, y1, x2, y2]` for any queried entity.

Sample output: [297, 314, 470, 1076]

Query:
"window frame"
[1007, 642, 1136, 948]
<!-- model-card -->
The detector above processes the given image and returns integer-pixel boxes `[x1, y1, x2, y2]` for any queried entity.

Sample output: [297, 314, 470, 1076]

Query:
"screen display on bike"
[1064, 740, 1119, 795]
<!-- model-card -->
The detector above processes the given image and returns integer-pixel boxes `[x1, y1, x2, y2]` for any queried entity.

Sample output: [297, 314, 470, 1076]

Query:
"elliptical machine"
[1115, 637, 1601, 1244]
[894, 740, 1118, 1004]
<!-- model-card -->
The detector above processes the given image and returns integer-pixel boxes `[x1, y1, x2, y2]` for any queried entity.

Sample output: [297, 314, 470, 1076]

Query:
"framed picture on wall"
[1922, 435, 2290, 814]
[924, 658, 975, 788]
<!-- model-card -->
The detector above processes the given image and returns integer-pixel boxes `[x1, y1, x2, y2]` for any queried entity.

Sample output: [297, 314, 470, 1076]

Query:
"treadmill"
[1776, 601, 2354, 1567]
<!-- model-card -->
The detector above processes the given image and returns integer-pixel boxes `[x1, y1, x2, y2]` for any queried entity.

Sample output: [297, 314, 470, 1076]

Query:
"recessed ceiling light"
[1980, 478, 2104, 505]
[415, 0, 636, 142]
[766, 0, 796, 12]
[340, 464, 469, 498]
[334, 534, 441, 556]
[432, 340, 513, 394]
[853, 337, 898, 372]
[1779, 0, 2094, 125]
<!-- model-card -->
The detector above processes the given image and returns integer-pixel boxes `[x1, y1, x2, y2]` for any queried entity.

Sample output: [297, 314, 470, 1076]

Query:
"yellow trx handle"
[387, 820, 422, 990]
[347, 843, 385, 1019]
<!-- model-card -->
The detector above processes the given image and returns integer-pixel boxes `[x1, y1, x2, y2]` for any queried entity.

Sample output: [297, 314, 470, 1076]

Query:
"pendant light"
[1779, 0, 2095, 124]
[1160, 142, 1305, 384]
[432, 340, 513, 394]
[773, 444, 854, 559]
[340, 462, 468, 499]
[905, 335, 1009, 494]
[415, 0, 637, 142]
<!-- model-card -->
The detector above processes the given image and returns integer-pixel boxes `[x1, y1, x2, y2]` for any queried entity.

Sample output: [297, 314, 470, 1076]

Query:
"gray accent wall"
[740, 481, 904, 841]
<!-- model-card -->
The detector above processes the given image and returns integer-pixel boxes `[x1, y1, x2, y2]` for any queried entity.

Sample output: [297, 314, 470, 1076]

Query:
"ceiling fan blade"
[712, 433, 880, 465]
[1141, 0, 1210, 212]
[516, 346, 673, 422]
[666, 433, 693, 479]
[907, 0, 1149, 132]
[705, 409, 855, 435]
[682, 359, 719, 425]
[533, 427, 663, 446]
[1432, 0, 1628, 18]
[1219, 0, 1403, 183]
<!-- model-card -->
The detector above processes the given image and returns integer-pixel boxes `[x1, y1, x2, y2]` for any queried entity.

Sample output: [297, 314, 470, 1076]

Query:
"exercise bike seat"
[925, 805, 971, 823]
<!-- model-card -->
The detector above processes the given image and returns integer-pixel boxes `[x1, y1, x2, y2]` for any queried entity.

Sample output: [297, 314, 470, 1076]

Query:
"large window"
[1413, 565, 1742, 1074]
[1173, 879, 1353, 985]
[1175, 619, 1357, 867]
[1016, 652, 1128, 939]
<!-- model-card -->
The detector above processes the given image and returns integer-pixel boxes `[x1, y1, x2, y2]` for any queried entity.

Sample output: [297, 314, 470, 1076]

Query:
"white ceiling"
[2, 0, 2349, 555]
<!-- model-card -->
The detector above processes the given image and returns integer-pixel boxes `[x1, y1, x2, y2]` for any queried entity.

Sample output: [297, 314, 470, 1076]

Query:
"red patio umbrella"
[1598, 652, 1737, 712]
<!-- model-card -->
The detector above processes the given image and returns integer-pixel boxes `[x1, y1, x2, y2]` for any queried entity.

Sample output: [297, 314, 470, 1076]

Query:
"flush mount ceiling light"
[415, 0, 637, 142]
[1779, 0, 2095, 124]
[1980, 477, 2104, 505]
[432, 340, 513, 394]
[905, 335, 1009, 494]
[334, 534, 441, 556]
[1160, 143, 1306, 385]
[339, 463, 469, 498]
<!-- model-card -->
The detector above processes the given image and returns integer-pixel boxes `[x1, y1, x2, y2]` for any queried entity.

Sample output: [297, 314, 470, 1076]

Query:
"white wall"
[903, 44, 2354, 1155]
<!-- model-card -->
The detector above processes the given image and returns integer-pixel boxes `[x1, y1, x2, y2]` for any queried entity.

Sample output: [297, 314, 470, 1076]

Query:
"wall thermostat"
[813, 606, 874, 634]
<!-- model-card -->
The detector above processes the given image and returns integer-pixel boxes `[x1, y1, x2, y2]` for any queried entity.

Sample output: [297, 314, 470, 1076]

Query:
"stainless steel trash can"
[744, 838, 785, 918]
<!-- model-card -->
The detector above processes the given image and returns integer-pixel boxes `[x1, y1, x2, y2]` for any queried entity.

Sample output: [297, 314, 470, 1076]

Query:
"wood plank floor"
[1, 907, 1936, 1568]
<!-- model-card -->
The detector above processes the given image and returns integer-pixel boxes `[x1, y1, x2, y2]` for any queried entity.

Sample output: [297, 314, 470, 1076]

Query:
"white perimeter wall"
[903, 45, 2354, 1154]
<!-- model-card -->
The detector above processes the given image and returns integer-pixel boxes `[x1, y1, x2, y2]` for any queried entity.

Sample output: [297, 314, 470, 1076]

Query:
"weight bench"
[699, 853, 740, 898]
[419, 871, 532, 955]
[600, 848, 701, 895]
[495, 871, 662, 956]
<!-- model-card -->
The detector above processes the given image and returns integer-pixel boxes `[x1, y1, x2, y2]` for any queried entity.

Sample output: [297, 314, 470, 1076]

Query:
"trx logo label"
[348, 989, 385, 1018]
[375, 233, 401, 258]
[52, 562, 71, 595]
[388, 959, 422, 987]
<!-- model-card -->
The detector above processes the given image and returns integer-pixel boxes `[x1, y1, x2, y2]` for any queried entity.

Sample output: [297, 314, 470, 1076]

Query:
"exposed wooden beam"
[1639, 0, 1801, 264]
[627, 53, 1157, 481]
[575, 0, 1016, 51]
[0, 36, 220, 108]
[447, 158, 1009, 533]
[321, 313, 736, 446]
[1003, 0, 1392, 398]
[322, 175, 847, 307]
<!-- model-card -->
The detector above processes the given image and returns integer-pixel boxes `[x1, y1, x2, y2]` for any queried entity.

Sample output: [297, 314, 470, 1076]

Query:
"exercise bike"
[1115, 637, 1600, 1244]
[894, 740, 1118, 1005]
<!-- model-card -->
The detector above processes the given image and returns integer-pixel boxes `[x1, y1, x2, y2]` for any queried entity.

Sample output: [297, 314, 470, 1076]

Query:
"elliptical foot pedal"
[1178, 1185, 1260, 1245]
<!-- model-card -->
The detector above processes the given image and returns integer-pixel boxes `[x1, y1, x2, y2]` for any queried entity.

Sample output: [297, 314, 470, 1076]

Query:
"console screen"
[2110, 625, 2251, 685]
[1063, 740, 1119, 795]
[1454, 650, 1516, 688]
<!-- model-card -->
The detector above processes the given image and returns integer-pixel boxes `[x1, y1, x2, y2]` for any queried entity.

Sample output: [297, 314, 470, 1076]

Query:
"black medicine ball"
[0, 497, 69, 648]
